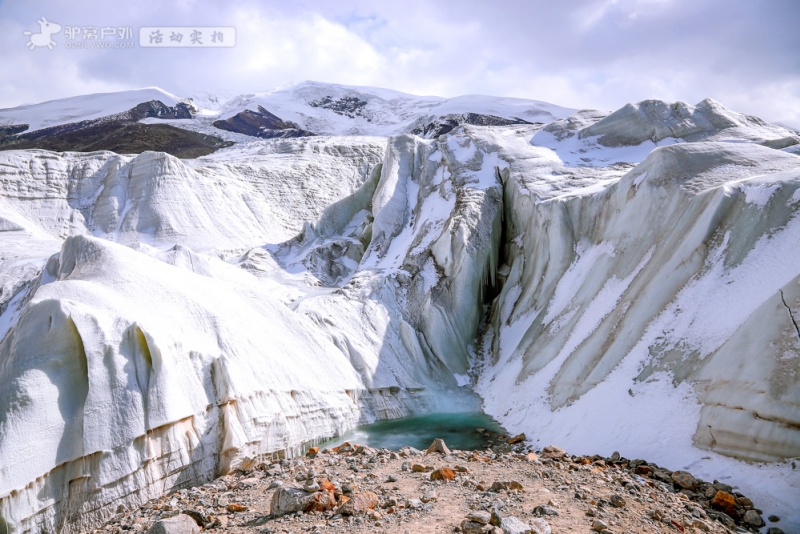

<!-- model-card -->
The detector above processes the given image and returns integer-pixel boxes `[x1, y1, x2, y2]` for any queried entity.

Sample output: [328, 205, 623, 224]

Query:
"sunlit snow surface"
[0, 84, 799, 532]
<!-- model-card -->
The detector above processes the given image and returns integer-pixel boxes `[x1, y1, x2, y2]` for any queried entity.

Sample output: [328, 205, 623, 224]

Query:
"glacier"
[0, 83, 799, 532]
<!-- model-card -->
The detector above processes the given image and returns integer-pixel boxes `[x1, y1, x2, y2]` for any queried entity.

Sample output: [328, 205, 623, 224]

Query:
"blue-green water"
[321, 412, 506, 451]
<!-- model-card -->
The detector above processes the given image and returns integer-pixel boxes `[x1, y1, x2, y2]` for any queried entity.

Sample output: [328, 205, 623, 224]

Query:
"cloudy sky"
[2, 0, 799, 127]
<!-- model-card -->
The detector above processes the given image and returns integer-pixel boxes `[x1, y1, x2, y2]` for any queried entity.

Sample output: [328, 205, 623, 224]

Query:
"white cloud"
[231, 10, 384, 85]
[1, 0, 798, 127]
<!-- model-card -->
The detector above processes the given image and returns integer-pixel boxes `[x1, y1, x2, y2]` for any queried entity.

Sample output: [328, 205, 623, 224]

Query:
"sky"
[1, 0, 799, 127]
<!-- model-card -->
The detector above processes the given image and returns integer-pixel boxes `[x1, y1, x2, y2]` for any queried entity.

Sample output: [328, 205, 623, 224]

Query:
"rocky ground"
[93, 434, 788, 534]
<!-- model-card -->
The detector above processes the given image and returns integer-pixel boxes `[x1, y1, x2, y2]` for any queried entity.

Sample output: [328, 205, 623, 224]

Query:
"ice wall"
[0, 131, 506, 532]
[0, 140, 384, 251]
[0, 235, 366, 532]
[480, 141, 800, 461]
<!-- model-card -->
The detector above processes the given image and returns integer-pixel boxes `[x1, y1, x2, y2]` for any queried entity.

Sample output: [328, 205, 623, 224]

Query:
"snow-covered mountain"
[0, 81, 574, 149]
[0, 82, 799, 532]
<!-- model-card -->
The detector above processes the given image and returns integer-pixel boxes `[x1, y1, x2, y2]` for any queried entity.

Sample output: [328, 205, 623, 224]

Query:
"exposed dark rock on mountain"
[212, 105, 315, 139]
[0, 120, 230, 158]
[0, 99, 232, 158]
[309, 95, 368, 118]
[0, 124, 29, 145]
[127, 99, 196, 120]
[413, 113, 531, 137]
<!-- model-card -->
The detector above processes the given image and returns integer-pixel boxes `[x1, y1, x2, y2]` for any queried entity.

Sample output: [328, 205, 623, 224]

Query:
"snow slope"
[0, 87, 184, 133]
[0, 87, 799, 532]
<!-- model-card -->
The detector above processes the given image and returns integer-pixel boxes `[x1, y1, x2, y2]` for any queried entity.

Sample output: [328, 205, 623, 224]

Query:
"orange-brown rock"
[318, 478, 335, 492]
[304, 490, 336, 512]
[337, 490, 379, 515]
[306, 447, 319, 456]
[226, 503, 247, 512]
[711, 490, 737, 516]
[507, 433, 526, 444]
[430, 467, 455, 481]
[333, 442, 354, 453]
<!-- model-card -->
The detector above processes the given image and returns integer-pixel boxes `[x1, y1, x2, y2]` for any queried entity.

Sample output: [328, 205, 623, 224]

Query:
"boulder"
[467, 510, 492, 525]
[540, 446, 567, 460]
[426, 438, 451, 455]
[671, 470, 698, 490]
[711, 490, 737, 516]
[270, 486, 313, 517]
[743, 510, 765, 527]
[147, 514, 201, 534]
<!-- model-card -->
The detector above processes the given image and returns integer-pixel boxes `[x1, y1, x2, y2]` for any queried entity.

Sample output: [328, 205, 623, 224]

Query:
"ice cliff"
[0, 85, 799, 531]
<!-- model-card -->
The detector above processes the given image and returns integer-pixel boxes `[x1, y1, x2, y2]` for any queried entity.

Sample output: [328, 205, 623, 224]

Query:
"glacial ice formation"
[0, 86, 799, 531]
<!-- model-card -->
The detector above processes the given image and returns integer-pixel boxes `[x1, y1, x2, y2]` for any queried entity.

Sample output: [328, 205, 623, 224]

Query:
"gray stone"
[500, 516, 533, 534]
[467, 510, 492, 525]
[269, 486, 313, 517]
[421, 489, 437, 503]
[591, 519, 610, 532]
[653, 469, 673, 483]
[671, 470, 698, 489]
[712, 481, 732, 493]
[529, 518, 552, 534]
[533, 505, 559, 517]
[147, 514, 200, 534]
[743, 509, 764, 527]
[460, 520, 488, 534]
[609, 494, 626, 508]
[406, 498, 424, 510]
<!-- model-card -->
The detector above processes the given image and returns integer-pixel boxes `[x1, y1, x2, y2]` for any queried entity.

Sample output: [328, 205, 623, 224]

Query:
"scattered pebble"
[89, 438, 765, 534]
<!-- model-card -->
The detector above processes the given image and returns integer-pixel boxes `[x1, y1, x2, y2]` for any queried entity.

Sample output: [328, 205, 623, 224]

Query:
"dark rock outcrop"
[413, 113, 531, 137]
[212, 106, 315, 139]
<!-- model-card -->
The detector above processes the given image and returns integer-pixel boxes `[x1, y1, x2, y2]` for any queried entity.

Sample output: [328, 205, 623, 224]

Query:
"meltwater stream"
[321, 412, 506, 451]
